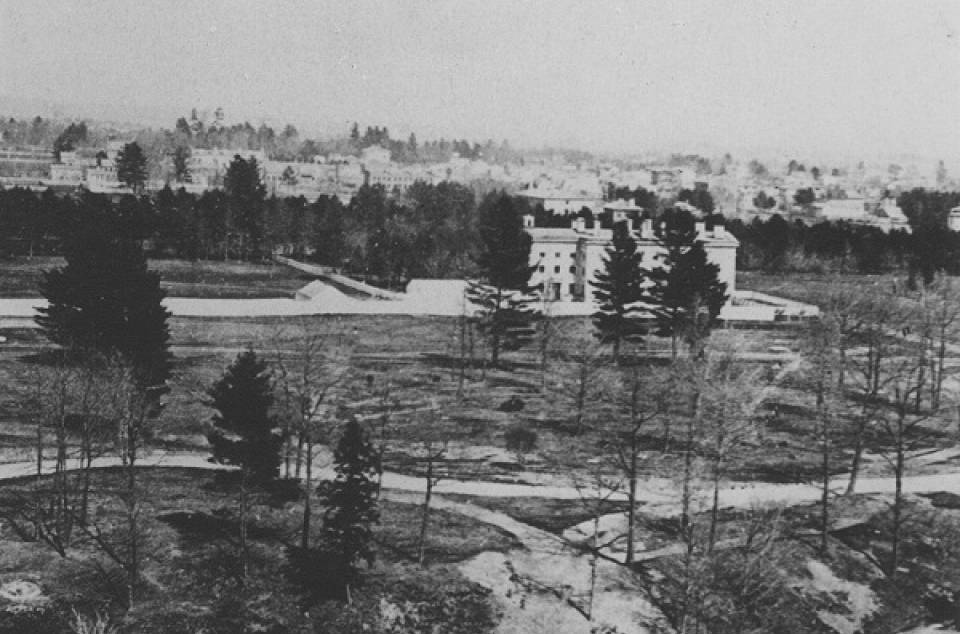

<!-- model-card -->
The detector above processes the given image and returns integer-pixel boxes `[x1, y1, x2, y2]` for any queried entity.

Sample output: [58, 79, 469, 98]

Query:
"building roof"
[528, 225, 738, 247]
[518, 188, 599, 201]
[603, 198, 644, 212]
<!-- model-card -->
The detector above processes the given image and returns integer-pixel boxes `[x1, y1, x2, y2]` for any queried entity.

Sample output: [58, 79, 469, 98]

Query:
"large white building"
[526, 217, 738, 304]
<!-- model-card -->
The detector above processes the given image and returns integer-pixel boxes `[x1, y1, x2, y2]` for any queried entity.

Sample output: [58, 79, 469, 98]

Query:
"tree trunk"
[680, 390, 700, 537]
[626, 436, 637, 565]
[240, 468, 249, 580]
[588, 513, 600, 621]
[417, 458, 434, 566]
[35, 426, 42, 540]
[934, 330, 947, 409]
[301, 439, 313, 550]
[821, 424, 831, 555]
[845, 413, 869, 495]
[294, 432, 305, 479]
[891, 417, 905, 577]
[709, 450, 721, 551]
[575, 362, 588, 435]
[125, 429, 139, 608]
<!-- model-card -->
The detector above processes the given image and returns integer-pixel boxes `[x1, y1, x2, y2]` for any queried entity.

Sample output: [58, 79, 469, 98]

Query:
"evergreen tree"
[224, 155, 267, 260]
[592, 222, 647, 362]
[116, 142, 148, 194]
[36, 193, 171, 394]
[467, 192, 538, 366]
[646, 226, 728, 359]
[208, 350, 280, 579]
[172, 145, 191, 183]
[207, 350, 281, 484]
[321, 417, 379, 597]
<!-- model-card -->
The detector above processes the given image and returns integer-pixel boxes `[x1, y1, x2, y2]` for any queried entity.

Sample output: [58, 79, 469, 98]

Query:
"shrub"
[498, 396, 525, 412]
[504, 424, 537, 461]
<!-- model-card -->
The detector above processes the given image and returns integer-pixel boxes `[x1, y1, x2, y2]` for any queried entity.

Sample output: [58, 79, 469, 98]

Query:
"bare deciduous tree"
[603, 365, 668, 564]
[272, 320, 353, 550]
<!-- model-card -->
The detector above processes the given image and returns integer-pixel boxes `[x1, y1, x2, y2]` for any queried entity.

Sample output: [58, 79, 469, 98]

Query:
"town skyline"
[1, 0, 958, 163]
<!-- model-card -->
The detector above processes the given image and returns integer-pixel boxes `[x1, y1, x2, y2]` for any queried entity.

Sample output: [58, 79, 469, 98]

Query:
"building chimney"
[523, 214, 535, 229]
[695, 221, 706, 236]
[625, 218, 634, 232]
[573, 217, 585, 232]
[712, 224, 725, 238]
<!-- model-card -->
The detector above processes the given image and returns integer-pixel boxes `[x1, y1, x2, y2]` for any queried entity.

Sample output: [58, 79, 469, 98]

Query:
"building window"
[539, 252, 545, 258]
[569, 284, 576, 296]
[555, 252, 560, 258]
[569, 266, 576, 274]
[554, 265, 560, 274]
[538, 265, 544, 273]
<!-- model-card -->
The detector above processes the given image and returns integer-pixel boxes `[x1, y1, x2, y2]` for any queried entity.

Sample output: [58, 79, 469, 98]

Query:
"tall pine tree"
[592, 221, 647, 362]
[646, 226, 728, 359]
[208, 350, 280, 578]
[36, 193, 171, 395]
[116, 142, 148, 194]
[224, 155, 267, 260]
[322, 417, 379, 597]
[467, 192, 538, 366]
[207, 350, 281, 484]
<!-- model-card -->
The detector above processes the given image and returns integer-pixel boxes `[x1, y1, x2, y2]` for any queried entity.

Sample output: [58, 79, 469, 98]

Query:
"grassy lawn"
[737, 270, 904, 306]
[0, 256, 309, 299]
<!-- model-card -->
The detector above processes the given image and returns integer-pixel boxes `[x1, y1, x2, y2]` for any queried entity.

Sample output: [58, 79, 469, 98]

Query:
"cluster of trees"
[348, 122, 520, 164]
[1, 115, 59, 147]
[727, 213, 960, 286]
[0, 162, 488, 283]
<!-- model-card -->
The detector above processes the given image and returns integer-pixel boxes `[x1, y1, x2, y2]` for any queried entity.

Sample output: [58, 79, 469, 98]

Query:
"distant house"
[950, 206, 960, 232]
[817, 196, 911, 233]
[517, 188, 602, 215]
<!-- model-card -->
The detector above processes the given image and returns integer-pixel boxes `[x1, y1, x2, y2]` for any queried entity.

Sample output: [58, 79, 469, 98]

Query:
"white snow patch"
[805, 560, 877, 634]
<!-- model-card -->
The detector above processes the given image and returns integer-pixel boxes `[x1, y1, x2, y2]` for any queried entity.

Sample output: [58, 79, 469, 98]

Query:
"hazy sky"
[1, 0, 958, 159]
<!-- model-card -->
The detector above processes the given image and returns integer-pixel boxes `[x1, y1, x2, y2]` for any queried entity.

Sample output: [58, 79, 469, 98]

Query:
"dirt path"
[382, 489, 667, 634]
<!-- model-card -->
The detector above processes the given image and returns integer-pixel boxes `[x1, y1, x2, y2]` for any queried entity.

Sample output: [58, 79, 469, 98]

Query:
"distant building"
[817, 196, 911, 233]
[360, 146, 392, 164]
[517, 188, 602, 215]
[526, 216, 738, 303]
[0, 146, 54, 178]
[188, 149, 266, 188]
[948, 206, 960, 232]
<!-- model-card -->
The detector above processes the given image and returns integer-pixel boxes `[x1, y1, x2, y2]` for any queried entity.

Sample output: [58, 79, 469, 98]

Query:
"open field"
[0, 256, 309, 299]
[3, 267, 960, 631]
[737, 270, 904, 306]
[0, 304, 953, 485]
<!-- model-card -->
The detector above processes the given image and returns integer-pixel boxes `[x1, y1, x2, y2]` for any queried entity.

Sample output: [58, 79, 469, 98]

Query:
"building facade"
[527, 217, 738, 304]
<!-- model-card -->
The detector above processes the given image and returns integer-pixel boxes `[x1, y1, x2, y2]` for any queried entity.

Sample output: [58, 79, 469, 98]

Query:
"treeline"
[0, 113, 527, 169]
[726, 214, 960, 287]
[0, 175, 488, 288]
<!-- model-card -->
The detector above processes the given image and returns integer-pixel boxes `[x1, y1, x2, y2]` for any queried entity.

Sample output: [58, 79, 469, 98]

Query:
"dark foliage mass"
[207, 350, 281, 484]
[645, 225, 729, 356]
[592, 221, 648, 359]
[727, 192, 960, 287]
[34, 192, 172, 392]
[0, 180, 484, 287]
[467, 192, 538, 365]
[306, 418, 380, 601]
